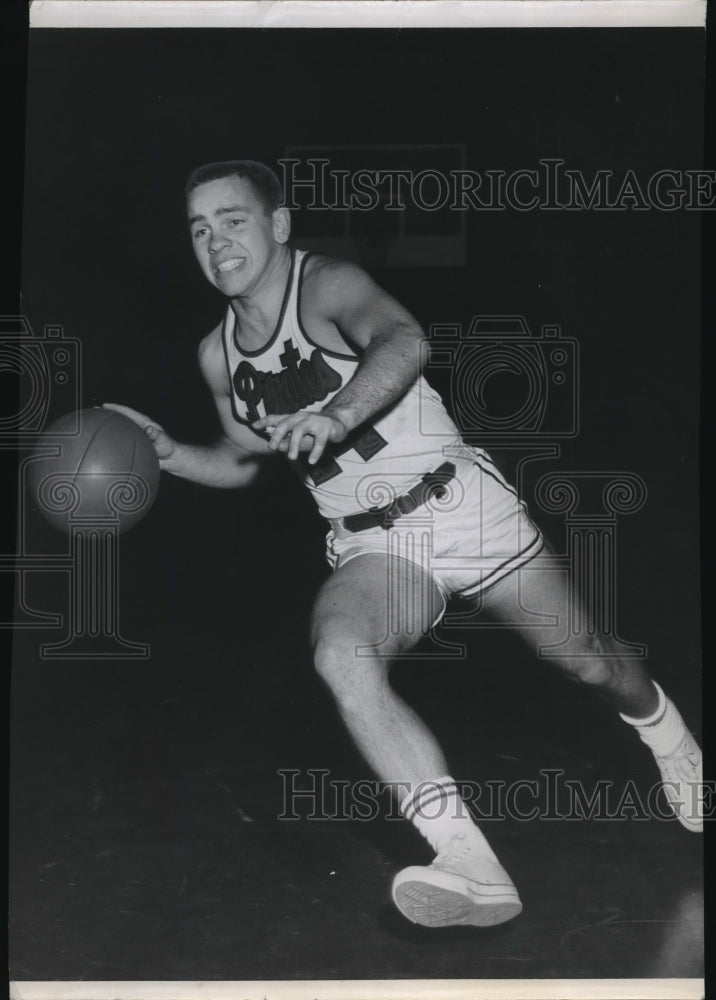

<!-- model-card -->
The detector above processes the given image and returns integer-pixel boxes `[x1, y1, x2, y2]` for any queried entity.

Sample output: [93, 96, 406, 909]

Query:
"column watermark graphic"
[535, 472, 648, 659]
[3, 315, 154, 658]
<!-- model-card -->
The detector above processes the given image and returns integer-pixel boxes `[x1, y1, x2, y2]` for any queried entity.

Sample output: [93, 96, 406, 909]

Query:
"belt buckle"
[422, 472, 449, 501]
[368, 501, 398, 530]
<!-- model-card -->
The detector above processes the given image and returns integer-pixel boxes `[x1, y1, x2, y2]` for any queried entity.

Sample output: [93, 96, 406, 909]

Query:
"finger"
[288, 426, 316, 461]
[268, 417, 301, 452]
[102, 402, 155, 427]
[102, 402, 169, 452]
[268, 426, 288, 451]
[287, 424, 308, 461]
[276, 428, 315, 454]
[307, 429, 329, 465]
[253, 414, 283, 431]
[144, 425, 163, 443]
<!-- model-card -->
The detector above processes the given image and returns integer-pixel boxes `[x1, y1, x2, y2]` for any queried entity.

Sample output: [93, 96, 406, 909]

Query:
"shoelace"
[434, 835, 491, 870]
[657, 747, 702, 782]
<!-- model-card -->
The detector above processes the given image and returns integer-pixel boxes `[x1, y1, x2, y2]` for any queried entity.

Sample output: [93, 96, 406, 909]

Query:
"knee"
[311, 602, 366, 682]
[311, 624, 387, 704]
[312, 631, 355, 688]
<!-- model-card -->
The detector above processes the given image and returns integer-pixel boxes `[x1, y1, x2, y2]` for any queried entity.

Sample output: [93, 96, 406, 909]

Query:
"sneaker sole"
[392, 867, 523, 928]
[661, 787, 703, 832]
[669, 810, 703, 833]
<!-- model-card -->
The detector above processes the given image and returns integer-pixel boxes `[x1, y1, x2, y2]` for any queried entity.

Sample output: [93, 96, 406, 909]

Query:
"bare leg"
[312, 552, 523, 927]
[478, 545, 702, 831]
[479, 545, 659, 717]
[311, 552, 448, 788]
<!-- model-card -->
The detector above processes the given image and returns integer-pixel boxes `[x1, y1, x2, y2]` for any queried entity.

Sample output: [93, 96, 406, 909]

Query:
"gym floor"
[9, 481, 704, 984]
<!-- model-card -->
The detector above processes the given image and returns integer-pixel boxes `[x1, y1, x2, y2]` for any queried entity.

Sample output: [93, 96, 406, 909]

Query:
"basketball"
[28, 408, 161, 534]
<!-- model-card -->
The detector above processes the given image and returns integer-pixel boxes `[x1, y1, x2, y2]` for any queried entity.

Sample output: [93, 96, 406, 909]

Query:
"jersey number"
[301, 424, 388, 486]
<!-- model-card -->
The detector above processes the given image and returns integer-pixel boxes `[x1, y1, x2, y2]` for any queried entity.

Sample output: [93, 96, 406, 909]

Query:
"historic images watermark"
[278, 768, 710, 825]
[280, 157, 716, 212]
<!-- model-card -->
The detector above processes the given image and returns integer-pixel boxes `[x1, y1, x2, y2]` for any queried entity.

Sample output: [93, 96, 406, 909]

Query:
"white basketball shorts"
[325, 443, 544, 614]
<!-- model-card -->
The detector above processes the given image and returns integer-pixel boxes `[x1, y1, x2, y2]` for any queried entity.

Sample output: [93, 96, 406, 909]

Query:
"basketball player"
[107, 160, 702, 928]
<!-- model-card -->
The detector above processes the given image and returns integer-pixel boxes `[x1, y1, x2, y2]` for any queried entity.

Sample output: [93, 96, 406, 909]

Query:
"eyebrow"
[188, 204, 251, 226]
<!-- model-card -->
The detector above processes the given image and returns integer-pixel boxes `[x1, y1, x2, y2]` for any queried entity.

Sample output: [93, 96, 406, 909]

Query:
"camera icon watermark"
[0, 316, 82, 440]
[422, 315, 579, 442]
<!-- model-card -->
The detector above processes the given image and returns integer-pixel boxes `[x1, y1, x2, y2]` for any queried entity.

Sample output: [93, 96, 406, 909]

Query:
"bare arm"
[253, 259, 425, 462]
[104, 332, 272, 489]
[319, 260, 425, 430]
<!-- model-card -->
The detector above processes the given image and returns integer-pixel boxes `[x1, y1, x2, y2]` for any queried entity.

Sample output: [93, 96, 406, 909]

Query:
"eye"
[192, 226, 209, 240]
[229, 217, 246, 227]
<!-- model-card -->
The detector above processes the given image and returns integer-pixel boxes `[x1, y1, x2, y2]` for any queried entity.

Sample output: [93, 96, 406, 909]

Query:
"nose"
[208, 232, 231, 254]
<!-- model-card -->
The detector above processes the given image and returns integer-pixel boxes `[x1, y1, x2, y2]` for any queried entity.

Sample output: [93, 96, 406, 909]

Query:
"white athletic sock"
[399, 775, 498, 861]
[619, 682, 687, 755]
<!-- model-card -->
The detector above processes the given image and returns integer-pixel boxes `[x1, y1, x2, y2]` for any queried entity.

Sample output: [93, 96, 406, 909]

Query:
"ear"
[272, 206, 291, 245]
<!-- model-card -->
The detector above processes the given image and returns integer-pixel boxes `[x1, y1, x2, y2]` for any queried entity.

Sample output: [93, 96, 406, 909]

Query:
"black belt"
[341, 462, 456, 532]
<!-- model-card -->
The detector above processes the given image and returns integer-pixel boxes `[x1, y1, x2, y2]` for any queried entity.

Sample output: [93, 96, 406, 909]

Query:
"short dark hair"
[185, 160, 283, 214]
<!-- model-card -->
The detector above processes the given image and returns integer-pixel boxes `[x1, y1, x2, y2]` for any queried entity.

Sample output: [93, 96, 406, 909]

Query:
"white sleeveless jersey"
[222, 248, 463, 520]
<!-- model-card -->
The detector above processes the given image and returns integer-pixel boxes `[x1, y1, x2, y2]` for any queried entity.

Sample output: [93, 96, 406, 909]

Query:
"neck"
[229, 246, 292, 346]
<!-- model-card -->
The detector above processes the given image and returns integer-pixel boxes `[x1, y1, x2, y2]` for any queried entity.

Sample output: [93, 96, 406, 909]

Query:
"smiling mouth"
[216, 257, 246, 274]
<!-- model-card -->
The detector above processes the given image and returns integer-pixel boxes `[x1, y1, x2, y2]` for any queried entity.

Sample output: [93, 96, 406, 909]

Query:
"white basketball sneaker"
[391, 833, 522, 928]
[621, 685, 704, 833]
[647, 730, 704, 833]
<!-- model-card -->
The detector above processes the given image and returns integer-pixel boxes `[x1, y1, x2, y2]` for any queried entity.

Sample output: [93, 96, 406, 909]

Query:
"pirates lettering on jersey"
[223, 248, 463, 518]
[232, 338, 344, 423]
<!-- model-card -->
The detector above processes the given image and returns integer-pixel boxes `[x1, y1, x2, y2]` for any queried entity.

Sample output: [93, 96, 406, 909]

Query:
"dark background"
[8, 27, 705, 982]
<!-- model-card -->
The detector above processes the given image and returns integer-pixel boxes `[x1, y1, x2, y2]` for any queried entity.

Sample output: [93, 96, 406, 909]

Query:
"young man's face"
[187, 175, 287, 297]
